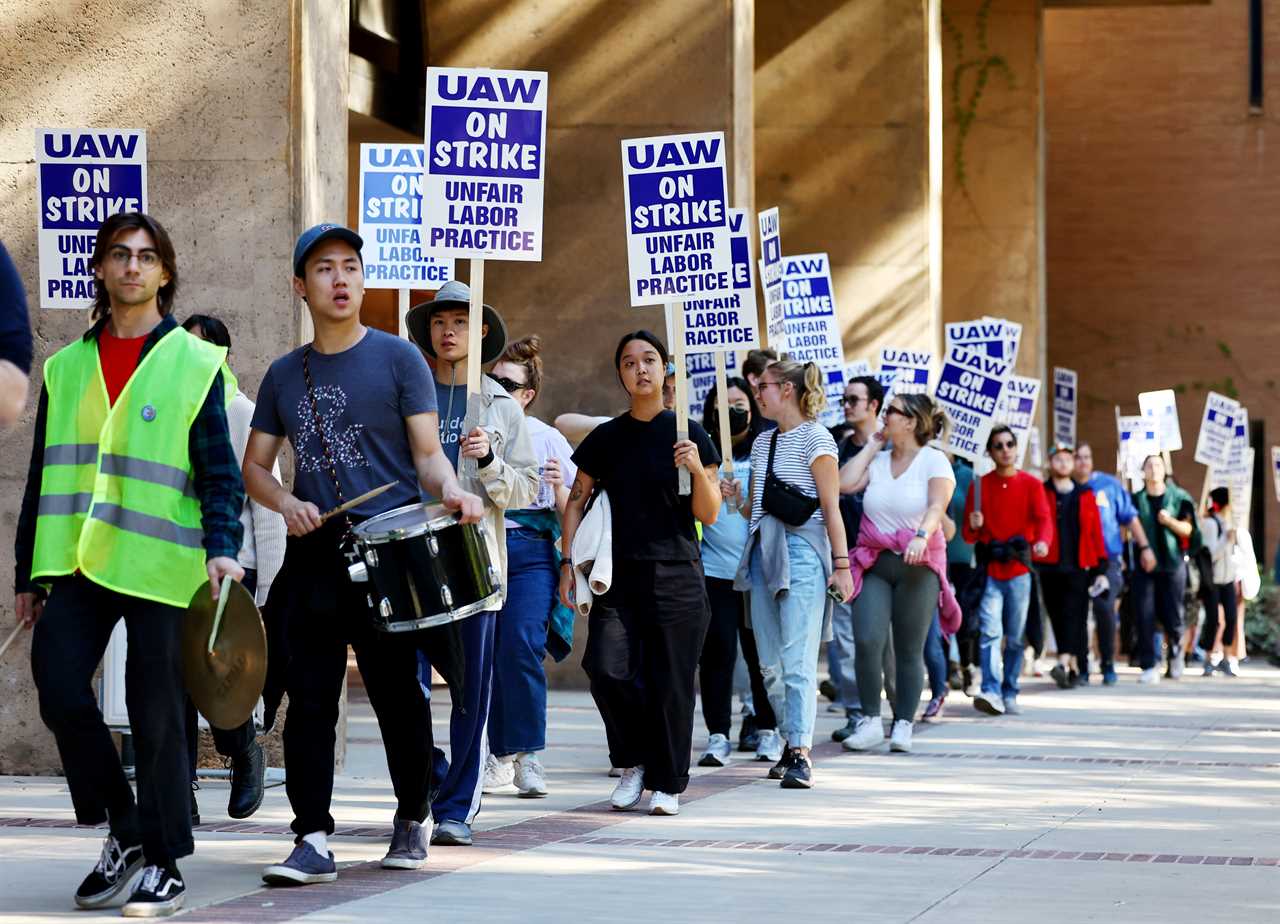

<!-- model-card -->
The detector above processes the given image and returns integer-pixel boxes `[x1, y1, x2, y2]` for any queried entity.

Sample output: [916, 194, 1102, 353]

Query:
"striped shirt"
[749, 421, 837, 530]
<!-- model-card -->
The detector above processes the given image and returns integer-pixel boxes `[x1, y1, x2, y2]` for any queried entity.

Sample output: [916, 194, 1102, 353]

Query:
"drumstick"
[319, 481, 399, 523]
[0, 623, 23, 660]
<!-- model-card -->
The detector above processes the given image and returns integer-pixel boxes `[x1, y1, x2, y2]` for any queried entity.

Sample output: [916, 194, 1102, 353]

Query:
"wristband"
[1137, 544, 1150, 552]
[560, 560, 573, 569]
[477, 448, 496, 469]
[834, 564, 851, 572]
[914, 528, 927, 539]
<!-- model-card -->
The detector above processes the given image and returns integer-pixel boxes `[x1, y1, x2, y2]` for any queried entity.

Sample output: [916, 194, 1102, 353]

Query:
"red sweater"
[962, 470, 1053, 580]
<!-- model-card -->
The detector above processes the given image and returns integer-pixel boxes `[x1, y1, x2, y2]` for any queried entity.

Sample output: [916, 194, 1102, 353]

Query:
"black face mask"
[728, 407, 750, 435]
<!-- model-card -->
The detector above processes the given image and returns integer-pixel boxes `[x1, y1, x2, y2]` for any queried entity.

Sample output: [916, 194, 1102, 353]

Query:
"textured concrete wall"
[1045, 1, 1280, 553]
[0, 1, 346, 773]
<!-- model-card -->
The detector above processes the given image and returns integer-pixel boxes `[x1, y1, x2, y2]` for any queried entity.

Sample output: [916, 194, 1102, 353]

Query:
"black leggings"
[699, 576, 776, 736]
[1200, 581, 1238, 650]
[1038, 569, 1090, 664]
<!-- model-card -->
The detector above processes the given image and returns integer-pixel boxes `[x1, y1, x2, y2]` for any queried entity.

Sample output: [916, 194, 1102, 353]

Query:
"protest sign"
[622, 132, 732, 306]
[987, 317, 1023, 368]
[1193, 391, 1239, 468]
[879, 348, 932, 396]
[1138, 389, 1182, 453]
[1026, 426, 1043, 471]
[1117, 415, 1160, 480]
[36, 128, 147, 310]
[1052, 368, 1077, 447]
[995, 374, 1041, 467]
[843, 358, 872, 383]
[757, 207, 785, 351]
[933, 344, 1010, 462]
[780, 253, 844, 425]
[684, 350, 739, 420]
[421, 67, 547, 261]
[675, 208, 758, 353]
[945, 319, 1016, 364]
[1207, 447, 1254, 530]
[1272, 447, 1280, 503]
[1228, 406, 1250, 470]
[358, 143, 454, 290]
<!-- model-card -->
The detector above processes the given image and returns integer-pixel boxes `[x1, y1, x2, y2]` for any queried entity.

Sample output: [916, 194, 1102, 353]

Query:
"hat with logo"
[292, 224, 364, 278]
[406, 280, 508, 364]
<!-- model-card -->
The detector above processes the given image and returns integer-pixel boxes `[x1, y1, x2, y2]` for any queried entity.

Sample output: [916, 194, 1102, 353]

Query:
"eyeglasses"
[990, 440, 1016, 450]
[489, 374, 529, 394]
[106, 247, 160, 269]
[841, 395, 865, 407]
[756, 380, 784, 392]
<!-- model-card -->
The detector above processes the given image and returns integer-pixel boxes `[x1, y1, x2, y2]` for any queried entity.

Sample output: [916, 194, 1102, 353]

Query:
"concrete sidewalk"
[2, 660, 1279, 922]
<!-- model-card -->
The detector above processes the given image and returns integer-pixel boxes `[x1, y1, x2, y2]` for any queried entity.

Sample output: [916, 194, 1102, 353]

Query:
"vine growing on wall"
[942, 0, 1016, 197]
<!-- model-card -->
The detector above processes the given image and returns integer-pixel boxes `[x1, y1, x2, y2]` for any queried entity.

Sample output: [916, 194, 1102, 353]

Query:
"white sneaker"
[973, 691, 1006, 716]
[610, 766, 645, 810]
[698, 733, 732, 767]
[482, 754, 514, 793]
[647, 791, 679, 816]
[1169, 655, 1185, 680]
[889, 719, 913, 753]
[1138, 668, 1161, 685]
[1003, 696, 1023, 716]
[755, 729, 783, 763]
[513, 753, 548, 798]
[841, 716, 884, 751]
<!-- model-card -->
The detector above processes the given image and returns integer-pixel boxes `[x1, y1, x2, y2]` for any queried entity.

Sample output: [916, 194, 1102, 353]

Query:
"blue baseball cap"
[292, 224, 363, 278]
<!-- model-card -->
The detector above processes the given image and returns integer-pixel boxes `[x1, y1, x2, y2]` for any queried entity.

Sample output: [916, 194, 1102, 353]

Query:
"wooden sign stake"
[713, 351, 733, 478]
[398, 288, 411, 341]
[670, 303, 691, 495]
[459, 258, 486, 480]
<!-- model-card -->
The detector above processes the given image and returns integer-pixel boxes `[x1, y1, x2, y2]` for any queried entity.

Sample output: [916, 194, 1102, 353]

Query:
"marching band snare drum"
[349, 503, 502, 633]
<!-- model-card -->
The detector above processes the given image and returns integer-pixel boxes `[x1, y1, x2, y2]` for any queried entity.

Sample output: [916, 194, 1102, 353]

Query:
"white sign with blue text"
[1271, 446, 1280, 503]
[1138, 389, 1182, 453]
[780, 253, 844, 425]
[934, 345, 1010, 462]
[1052, 367, 1078, 447]
[685, 351, 738, 420]
[945, 318, 1019, 366]
[757, 207, 786, 352]
[622, 131, 732, 306]
[676, 208, 758, 352]
[879, 348, 932, 396]
[1117, 415, 1160, 480]
[422, 67, 547, 261]
[995, 374, 1041, 467]
[1194, 391, 1239, 468]
[358, 144, 454, 289]
[36, 128, 147, 310]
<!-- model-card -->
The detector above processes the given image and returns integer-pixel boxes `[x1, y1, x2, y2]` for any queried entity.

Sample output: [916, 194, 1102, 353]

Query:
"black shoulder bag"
[762, 430, 820, 526]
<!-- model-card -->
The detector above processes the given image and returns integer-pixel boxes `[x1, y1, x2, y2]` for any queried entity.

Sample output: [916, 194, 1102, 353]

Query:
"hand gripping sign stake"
[670, 303, 692, 495]
[714, 351, 734, 485]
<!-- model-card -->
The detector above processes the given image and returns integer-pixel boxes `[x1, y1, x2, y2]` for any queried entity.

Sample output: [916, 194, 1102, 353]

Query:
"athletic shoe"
[964, 671, 982, 698]
[819, 679, 838, 702]
[1075, 672, 1090, 687]
[737, 713, 760, 752]
[921, 695, 946, 722]
[841, 716, 884, 751]
[228, 740, 266, 819]
[483, 753, 515, 793]
[973, 691, 1006, 716]
[755, 729, 783, 763]
[1169, 655, 1185, 680]
[1138, 668, 1161, 685]
[780, 751, 813, 789]
[1050, 664, 1072, 689]
[608, 767, 623, 778]
[262, 842, 338, 886]
[1102, 667, 1118, 685]
[1220, 659, 1239, 677]
[121, 865, 184, 918]
[697, 733, 732, 767]
[610, 766, 645, 810]
[1003, 696, 1023, 716]
[381, 817, 428, 869]
[74, 833, 145, 909]
[431, 819, 473, 846]
[948, 662, 964, 691]
[831, 716, 858, 742]
[514, 753, 548, 797]
[648, 791, 679, 815]
[889, 720, 913, 753]
[1203, 659, 1218, 677]
[767, 747, 794, 780]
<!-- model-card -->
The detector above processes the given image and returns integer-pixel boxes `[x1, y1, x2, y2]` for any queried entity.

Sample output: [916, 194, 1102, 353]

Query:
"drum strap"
[301, 347, 357, 548]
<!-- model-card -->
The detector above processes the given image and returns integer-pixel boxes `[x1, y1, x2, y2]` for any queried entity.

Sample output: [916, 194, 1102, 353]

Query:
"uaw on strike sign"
[934, 345, 1010, 462]
[673, 208, 758, 352]
[36, 128, 147, 309]
[358, 143, 454, 289]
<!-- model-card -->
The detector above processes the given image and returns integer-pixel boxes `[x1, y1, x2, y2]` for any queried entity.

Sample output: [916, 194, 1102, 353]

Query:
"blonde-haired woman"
[734, 360, 852, 789]
[838, 393, 959, 755]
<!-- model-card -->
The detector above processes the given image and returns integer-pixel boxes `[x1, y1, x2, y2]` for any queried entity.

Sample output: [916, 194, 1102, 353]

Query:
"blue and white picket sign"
[676, 208, 758, 352]
[757, 207, 786, 352]
[1138, 389, 1182, 453]
[1052, 367, 1078, 448]
[843, 358, 872, 383]
[1194, 391, 1239, 468]
[622, 131, 732, 306]
[685, 351, 737, 420]
[421, 67, 547, 261]
[1207, 446, 1254, 528]
[934, 345, 1010, 462]
[1117, 414, 1160, 480]
[358, 143, 454, 289]
[945, 319, 1013, 363]
[985, 316, 1023, 368]
[1228, 405, 1250, 470]
[879, 348, 932, 396]
[1271, 446, 1280, 504]
[35, 128, 147, 310]
[780, 253, 844, 426]
[996, 374, 1041, 467]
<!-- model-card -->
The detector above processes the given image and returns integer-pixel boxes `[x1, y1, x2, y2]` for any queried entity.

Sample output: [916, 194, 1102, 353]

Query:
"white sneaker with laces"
[755, 729, 783, 763]
[973, 691, 1006, 716]
[698, 733, 732, 767]
[1138, 668, 1161, 685]
[648, 791, 679, 816]
[1169, 654, 1185, 680]
[513, 753, 548, 798]
[889, 719, 913, 753]
[841, 716, 884, 752]
[482, 754, 514, 793]
[610, 766, 645, 810]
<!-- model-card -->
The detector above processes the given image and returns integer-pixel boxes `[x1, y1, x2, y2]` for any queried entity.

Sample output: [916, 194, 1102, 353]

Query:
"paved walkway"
[2, 660, 1279, 922]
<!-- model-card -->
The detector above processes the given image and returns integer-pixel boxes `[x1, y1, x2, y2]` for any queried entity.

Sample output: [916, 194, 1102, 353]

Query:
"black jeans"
[584, 559, 711, 795]
[31, 575, 191, 865]
[699, 576, 776, 736]
[1133, 564, 1187, 670]
[1091, 558, 1124, 672]
[1200, 581, 1238, 650]
[277, 527, 433, 839]
[1038, 569, 1090, 665]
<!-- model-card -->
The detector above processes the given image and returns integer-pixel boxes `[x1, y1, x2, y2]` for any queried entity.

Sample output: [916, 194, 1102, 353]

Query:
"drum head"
[352, 502, 456, 543]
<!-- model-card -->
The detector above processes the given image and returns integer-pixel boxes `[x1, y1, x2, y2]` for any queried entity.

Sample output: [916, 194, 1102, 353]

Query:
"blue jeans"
[489, 529, 556, 757]
[978, 573, 1032, 698]
[924, 610, 948, 699]
[749, 535, 825, 749]
[827, 600, 859, 713]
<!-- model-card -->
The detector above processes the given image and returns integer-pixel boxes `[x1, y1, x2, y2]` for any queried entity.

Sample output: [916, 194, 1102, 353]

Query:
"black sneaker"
[190, 784, 200, 828]
[121, 864, 185, 918]
[780, 751, 813, 789]
[228, 740, 266, 819]
[1050, 664, 1072, 689]
[767, 747, 793, 780]
[75, 833, 145, 909]
[819, 679, 838, 702]
[831, 716, 858, 743]
[737, 712, 760, 753]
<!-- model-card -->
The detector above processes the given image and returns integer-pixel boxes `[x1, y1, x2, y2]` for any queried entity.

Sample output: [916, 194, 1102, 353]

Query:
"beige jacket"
[459, 375, 540, 606]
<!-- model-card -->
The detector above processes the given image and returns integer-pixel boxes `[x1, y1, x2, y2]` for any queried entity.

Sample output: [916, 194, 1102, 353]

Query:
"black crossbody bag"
[762, 430, 820, 526]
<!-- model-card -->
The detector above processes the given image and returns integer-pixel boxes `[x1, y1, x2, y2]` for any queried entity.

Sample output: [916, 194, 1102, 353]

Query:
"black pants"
[584, 559, 711, 795]
[1039, 569, 1090, 665]
[278, 527, 433, 839]
[948, 562, 981, 668]
[699, 576, 776, 737]
[1200, 581, 1238, 650]
[31, 575, 191, 865]
[1091, 558, 1124, 672]
[1133, 564, 1187, 670]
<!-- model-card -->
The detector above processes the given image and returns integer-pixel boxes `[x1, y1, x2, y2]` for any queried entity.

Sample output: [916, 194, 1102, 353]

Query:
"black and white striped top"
[748, 421, 838, 530]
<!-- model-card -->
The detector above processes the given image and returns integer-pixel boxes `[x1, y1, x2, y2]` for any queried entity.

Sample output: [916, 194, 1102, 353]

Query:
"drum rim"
[373, 589, 504, 632]
[351, 502, 459, 544]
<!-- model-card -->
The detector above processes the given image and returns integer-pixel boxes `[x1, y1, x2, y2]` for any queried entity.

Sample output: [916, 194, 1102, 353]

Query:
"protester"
[740, 348, 778, 393]
[561, 330, 721, 817]
[839, 393, 957, 754]
[695, 377, 779, 767]
[1074, 443, 1152, 684]
[962, 426, 1051, 716]
[15, 212, 244, 916]
[945, 454, 980, 697]
[1131, 455, 1197, 684]
[1199, 487, 1239, 676]
[1034, 444, 1108, 688]
[736, 360, 852, 788]
[481, 335, 577, 798]
[0, 240, 32, 427]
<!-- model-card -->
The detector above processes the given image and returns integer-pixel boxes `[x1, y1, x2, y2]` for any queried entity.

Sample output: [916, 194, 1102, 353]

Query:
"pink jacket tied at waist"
[850, 518, 962, 635]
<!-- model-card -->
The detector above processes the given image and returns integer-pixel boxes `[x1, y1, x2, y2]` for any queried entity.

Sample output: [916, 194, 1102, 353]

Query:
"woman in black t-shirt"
[560, 330, 721, 817]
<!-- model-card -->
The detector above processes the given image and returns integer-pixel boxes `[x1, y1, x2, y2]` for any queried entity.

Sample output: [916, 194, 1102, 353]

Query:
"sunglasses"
[991, 440, 1016, 450]
[841, 395, 865, 407]
[884, 406, 908, 418]
[489, 374, 529, 394]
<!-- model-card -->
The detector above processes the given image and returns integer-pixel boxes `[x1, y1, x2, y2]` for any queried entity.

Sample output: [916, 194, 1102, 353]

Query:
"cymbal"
[183, 577, 266, 730]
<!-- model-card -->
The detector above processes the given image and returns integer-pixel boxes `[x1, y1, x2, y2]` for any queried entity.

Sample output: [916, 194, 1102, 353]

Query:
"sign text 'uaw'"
[934, 345, 1011, 462]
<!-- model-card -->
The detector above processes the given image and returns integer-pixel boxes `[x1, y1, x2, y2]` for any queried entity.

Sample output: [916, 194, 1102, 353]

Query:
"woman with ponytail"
[837, 392, 959, 755]
[734, 360, 852, 790]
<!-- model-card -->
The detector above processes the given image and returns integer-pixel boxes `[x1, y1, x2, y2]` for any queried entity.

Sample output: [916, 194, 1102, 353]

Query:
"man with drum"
[243, 225, 484, 884]
[404, 281, 539, 846]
